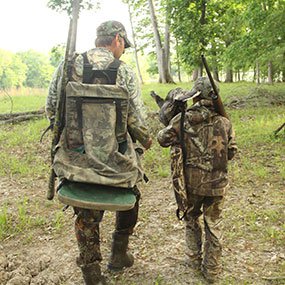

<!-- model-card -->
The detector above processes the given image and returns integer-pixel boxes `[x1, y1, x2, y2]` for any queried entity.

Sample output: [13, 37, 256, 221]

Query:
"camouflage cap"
[192, 77, 217, 99]
[96, 20, 132, 48]
[175, 77, 219, 102]
[159, 88, 187, 126]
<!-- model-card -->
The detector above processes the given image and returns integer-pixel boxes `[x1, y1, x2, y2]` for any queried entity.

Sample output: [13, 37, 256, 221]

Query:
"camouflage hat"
[159, 88, 187, 126]
[96, 20, 132, 48]
[175, 77, 219, 101]
[192, 77, 217, 99]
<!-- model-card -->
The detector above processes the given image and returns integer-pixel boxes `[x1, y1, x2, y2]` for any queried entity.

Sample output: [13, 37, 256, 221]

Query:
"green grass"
[0, 118, 49, 177]
[0, 82, 284, 181]
[0, 88, 46, 113]
[0, 198, 47, 240]
[0, 84, 284, 285]
[0, 194, 68, 241]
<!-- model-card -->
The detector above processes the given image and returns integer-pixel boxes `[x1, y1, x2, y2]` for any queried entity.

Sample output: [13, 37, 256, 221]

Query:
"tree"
[49, 44, 65, 67]
[47, 0, 97, 14]
[122, 0, 144, 84]
[223, 0, 285, 83]
[147, 0, 174, 83]
[0, 50, 27, 89]
[169, 0, 212, 78]
[17, 50, 54, 88]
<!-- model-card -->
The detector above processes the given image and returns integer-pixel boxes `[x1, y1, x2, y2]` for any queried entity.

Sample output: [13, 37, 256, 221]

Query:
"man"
[157, 77, 237, 283]
[46, 21, 152, 285]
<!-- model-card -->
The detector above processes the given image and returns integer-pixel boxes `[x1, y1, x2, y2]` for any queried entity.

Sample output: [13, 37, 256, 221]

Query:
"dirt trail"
[0, 174, 284, 284]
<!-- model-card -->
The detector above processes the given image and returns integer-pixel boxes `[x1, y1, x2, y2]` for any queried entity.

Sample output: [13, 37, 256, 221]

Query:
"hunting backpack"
[53, 53, 143, 188]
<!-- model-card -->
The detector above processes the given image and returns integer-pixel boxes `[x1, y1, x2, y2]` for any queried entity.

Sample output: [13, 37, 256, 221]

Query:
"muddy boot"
[79, 261, 106, 285]
[107, 233, 134, 271]
[185, 221, 202, 270]
[201, 264, 219, 284]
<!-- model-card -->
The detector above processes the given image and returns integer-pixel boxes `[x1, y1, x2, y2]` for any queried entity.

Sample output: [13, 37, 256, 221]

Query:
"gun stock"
[201, 55, 228, 119]
[47, 0, 81, 200]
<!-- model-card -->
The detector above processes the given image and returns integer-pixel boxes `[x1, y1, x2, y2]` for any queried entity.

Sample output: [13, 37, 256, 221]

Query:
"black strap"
[76, 98, 83, 131]
[176, 208, 187, 221]
[178, 101, 189, 221]
[82, 52, 94, 84]
[82, 52, 121, 84]
[80, 53, 126, 151]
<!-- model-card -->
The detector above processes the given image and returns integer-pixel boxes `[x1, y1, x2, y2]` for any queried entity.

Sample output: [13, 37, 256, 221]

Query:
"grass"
[0, 118, 49, 177]
[0, 198, 46, 240]
[0, 82, 284, 184]
[0, 82, 284, 282]
[0, 87, 46, 113]
[0, 197, 67, 241]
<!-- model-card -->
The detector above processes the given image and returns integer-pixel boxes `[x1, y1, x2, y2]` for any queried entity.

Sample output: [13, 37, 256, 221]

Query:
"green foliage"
[17, 50, 54, 88]
[47, 0, 97, 15]
[49, 44, 65, 67]
[0, 49, 27, 89]
[146, 52, 159, 76]
[168, 0, 285, 82]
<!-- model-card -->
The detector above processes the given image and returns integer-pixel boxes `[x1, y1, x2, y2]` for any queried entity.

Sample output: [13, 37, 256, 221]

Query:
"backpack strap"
[82, 52, 94, 84]
[82, 52, 121, 85]
[80, 53, 127, 152]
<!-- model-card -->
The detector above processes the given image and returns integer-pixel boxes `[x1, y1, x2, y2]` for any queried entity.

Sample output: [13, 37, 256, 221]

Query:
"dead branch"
[0, 109, 45, 125]
[0, 109, 45, 120]
[274, 122, 285, 136]
[262, 276, 285, 281]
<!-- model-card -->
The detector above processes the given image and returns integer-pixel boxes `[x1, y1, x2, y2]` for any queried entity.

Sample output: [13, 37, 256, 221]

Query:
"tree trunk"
[235, 70, 241, 82]
[175, 38, 182, 82]
[198, 64, 203, 77]
[224, 68, 233, 82]
[163, 22, 175, 83]
[213, 65, 220, 82]
[127, 3, 143, 84]
[268, 60, 273, 84]
[192, 69, 199, 81]
[282, 52, 285, 82]
[147, 0, 174, 83]
[0, 109, 45, 124]
[256, 61, 260, 84]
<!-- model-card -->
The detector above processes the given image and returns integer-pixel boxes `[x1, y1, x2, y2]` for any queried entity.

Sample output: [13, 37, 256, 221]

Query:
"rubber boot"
[107, 233, 134, 271]
[79, 262, 106, 285]
[185, 221, 202, 270]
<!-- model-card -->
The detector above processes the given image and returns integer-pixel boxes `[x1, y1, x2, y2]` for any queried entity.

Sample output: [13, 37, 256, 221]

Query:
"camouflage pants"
[74, 189, 140, 267]
[184, 195, 224, 277]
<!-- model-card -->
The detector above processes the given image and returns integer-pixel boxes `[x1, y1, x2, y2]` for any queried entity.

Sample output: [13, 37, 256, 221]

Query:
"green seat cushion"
[57, 181, 136, 211]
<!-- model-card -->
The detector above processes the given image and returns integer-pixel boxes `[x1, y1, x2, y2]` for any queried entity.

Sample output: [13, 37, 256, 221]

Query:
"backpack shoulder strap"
[82, 53, 121, 85]
[82, 52, 94, 84]
[92, 59, 121, 84]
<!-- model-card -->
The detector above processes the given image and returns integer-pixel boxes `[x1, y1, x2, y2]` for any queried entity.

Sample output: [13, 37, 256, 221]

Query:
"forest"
[0, 0, 284, 285]
[1, 0, 285, 89]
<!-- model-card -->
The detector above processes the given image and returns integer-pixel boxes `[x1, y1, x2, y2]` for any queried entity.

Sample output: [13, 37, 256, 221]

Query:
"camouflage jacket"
[46, 47, 150, 148]
[157, 99, 237, 196]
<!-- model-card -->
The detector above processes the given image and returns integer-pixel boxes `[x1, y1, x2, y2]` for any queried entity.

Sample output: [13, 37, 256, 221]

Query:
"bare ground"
[1, 93, 285, 285]
[0, 167, 284, 285]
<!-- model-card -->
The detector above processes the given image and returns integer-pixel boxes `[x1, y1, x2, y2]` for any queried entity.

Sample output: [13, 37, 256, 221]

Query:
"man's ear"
[115, 34, 121, 46]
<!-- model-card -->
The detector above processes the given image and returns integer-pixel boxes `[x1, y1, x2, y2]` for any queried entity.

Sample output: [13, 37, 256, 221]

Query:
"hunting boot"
[107, 232, 134, 271]
[78, 261, 106, 285]
[201, 238, 222, 284]
[185, 220, 202, 270]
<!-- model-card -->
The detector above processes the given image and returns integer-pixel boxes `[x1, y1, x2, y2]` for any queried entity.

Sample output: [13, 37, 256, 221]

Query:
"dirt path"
[0, 173, 284, 285]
